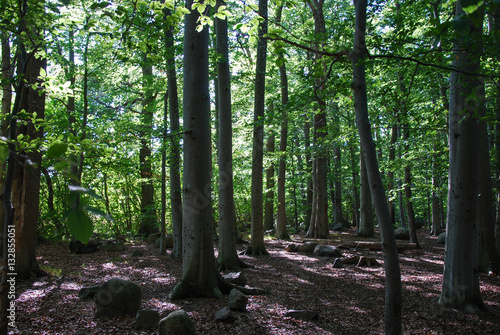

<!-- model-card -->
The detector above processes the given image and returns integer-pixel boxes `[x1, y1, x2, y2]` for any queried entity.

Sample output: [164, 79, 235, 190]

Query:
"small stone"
[285, 309, 318, 321]
[78, 285, 100, 300]
[332, 258, 343, 268]
[222, 272, 247, 286]
[158, 309, 196, 335]
[228, 288, 248, 312]
[438, 232, 446, 244]
[135, 310, 160, 329]
[215, 307, 237, 323]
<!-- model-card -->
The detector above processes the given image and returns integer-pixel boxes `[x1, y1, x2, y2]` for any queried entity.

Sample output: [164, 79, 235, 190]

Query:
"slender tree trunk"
[276, 3, 289, 240]
[439, 1, 485, 314]
[357, 154, 373, 237]
[264, 133, 275, 231]
[431, 152, 442, 236]
[350, 145, 360, 228]
[169, 0, 220, 299]
[0, 32, 11, 255]
[387, 122, 398, 225]
[247, 0, 269, 255]
[138, 57, 157, 236]
[304, 118, 313, 229]
[402, 123, 419, 247]
[216, 0, 241, 271]
[164, 9, 182, 259]
[352, 0, 401, 332]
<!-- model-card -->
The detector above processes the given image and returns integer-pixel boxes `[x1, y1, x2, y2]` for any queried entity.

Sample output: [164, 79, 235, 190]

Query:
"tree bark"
[357, 154, 373, 237]
[216, 0, 241, 271]
[306, 0, 329, 239]
[164, 9, 182, 259]
[351, 0, 401, 333]
[264, 133, 275, 232]
[247, 0, 269, 255]
[275, 3, 289, 240]
[138, 57, 157, 236]
[169, 0, 220, 299]
[439, 0, 485, 314]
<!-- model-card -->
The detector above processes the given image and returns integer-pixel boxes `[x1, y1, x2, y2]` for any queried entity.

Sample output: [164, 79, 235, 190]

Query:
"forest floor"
[9, 229, 500, 335]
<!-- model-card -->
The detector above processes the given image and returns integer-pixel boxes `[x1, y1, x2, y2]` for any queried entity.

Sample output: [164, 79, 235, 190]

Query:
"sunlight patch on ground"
[101, 262, 117, 270]
[419, 257, 444, 265]
[61, 282, 82, 291]
[346, 305, 368, 314]
[17, 289, 46, 302]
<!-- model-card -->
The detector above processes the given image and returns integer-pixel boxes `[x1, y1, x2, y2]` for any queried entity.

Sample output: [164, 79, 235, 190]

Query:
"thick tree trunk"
[306, 0, 329, 239]
[13, 49, 46, 279]
[216, 0, 241, 271]
[352, 0, 401, 333]
[247, 0, 269, 255]
[164, 10, 182, 259]
[169, 0, 220, 299]
[439, 1, 485, 314]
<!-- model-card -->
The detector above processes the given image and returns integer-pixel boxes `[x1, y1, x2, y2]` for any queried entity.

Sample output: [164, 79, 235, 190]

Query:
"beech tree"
[169, 0, 220, 299]
[351, 0, 401, 332]
[439, 0, 486, 314]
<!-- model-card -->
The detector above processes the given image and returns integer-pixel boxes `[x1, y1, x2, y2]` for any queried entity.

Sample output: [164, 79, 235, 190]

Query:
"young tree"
[247, 0, 269, 255]
[439, 0, 486, 314]
[275, 2, 289, 240]
[169, 0, 221, 299]
[352, 0, 401, 332]
[164, 9, 182, 259]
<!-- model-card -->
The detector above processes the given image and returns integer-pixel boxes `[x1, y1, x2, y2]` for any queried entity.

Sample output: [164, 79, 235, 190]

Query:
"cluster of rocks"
[215, 288, 249, 323]
[78, 277, 196, 334]
[69, 238, 125, 254]
[285, 241, 381, 268]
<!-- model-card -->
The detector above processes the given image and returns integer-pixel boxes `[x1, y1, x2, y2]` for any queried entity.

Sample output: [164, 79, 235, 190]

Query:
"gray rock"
[99, 241, 125, 252]
[285, 243, 297, 252]
[332, 223, 344, 231]
[394, 228, 410, 240]
[299, 242, 318, 253]
[228, 288, 248, 312]
[156, 234, 174, 249]
[148, 233, 160, 244]
[159, 309, 196, 335]
[135, 310, 160, 329]
[332, 258, 344, 268]
[78, 285, 100, 299]
[222, 272, 247, 287]
[69, 239, 99, 254]
[94, 278, 142, 316]
[438, 232, 446, 244]
[313, 244, 342, 257]
[215, 307, 237, 323]
[285, 309, 318, 321]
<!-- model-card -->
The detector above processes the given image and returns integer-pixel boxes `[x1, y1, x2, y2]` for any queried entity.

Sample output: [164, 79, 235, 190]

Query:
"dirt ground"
[9, 229, 500, 334]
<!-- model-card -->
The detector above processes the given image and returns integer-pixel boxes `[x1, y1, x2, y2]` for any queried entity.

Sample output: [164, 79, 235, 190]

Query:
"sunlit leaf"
[46, 141, 68, 159]
[66, 209, 93, 243]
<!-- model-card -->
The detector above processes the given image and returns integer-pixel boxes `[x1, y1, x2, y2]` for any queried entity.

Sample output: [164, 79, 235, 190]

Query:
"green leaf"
[68, 185, 102, 200]
[66, 209, 93, 243]
[0, 143, 8, 162]
[461, 0, 484, 14]
[84, 205, 114, 221]
[46, 141, 68, 159]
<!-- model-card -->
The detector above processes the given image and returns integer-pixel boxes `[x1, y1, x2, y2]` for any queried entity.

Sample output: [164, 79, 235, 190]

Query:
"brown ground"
[9, 230, 500, 334]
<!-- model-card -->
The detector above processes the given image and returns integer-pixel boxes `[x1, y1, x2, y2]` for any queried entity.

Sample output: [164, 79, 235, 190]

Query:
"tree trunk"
[13, 44, 46, 279]
[439, 1, 485, 314]
[387, 123, 398, 225]
[138, 58, 157, 236]
[402, 123, 420, 247]
[357, 154, 373, 237]
[275, 3, 289, 240]
[264, 133, 275, 232]
[352, 0, 401, 333]
[333, 146, 348, 227]
[306, 0, 329, 239]
[164, 9, 182, 259]
[246, 0, 269, 255]
[216, 0, 241, 271]
[169, 0, 220, 299]
[304, 118, 313, 229]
